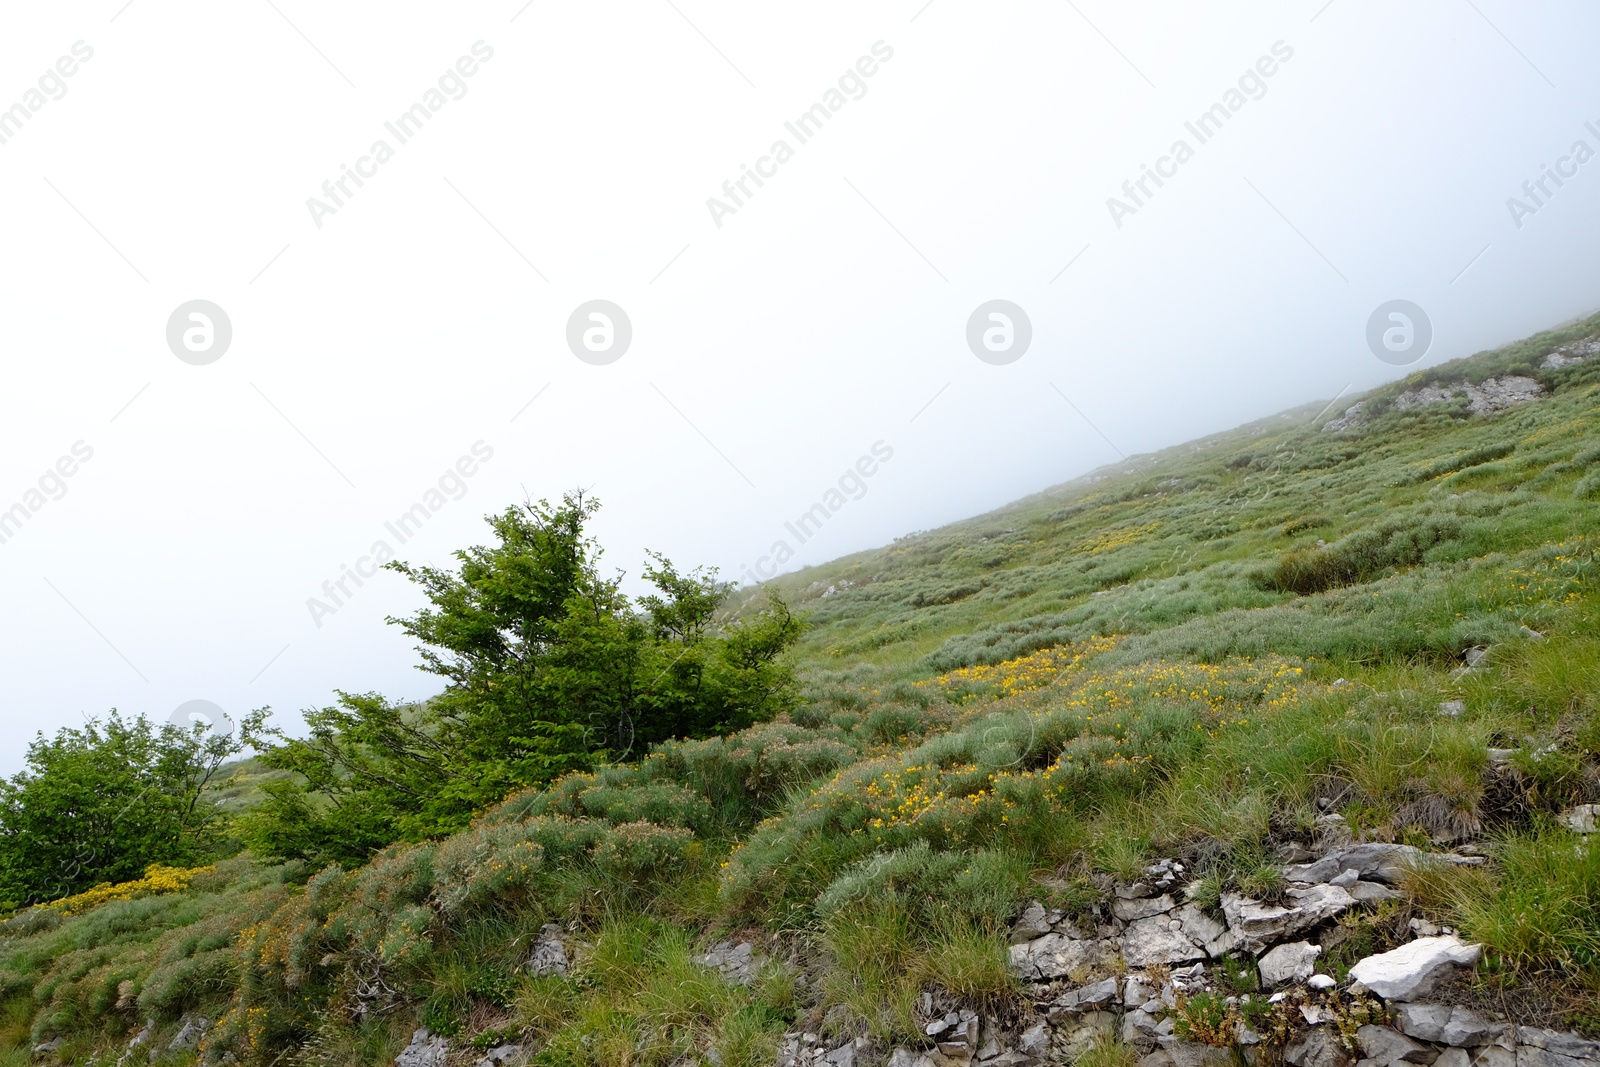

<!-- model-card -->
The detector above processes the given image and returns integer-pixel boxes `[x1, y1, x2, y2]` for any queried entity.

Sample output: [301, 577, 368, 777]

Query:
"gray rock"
[1475, 1048, 1516, 1067]
[1166, 1046, 1232, 1067]
[32, 1037, 63, 1054]
[1441, 1008, 1503, 1048]
[1259, 941, 1322, 986]
[1330, 868, 1361, 887]
[1017, 1023, 1050, 1058]
[1309, 974, 1337, 990]
[1011, 901, 1054, 942]
[1357, 1024, 1439, 1066]
[1009, 933, 1121, 981]
[1118, 882, 1157, 900]
[1439, 701, 1466, 717]
[1348, 936, 1482, 1000]
[1395, 1004, 1454, 1043]
[1350, 881, 1400, 904]
[1123, 1009, 1163, 1053]
[1114, 894, 1177, 922]
[1123, 916, 1205, 967]
[1436, 1051, 1472, 1067]
[527, 924, 569, 976]
[1562, 805, 1600, 835]
[694, 940, 757, 985]
[1050, 977, 1120, 1016]
[1515, 1029, 1600, 1065]
[1125, 974, 1158, 1007]
[396, 1028, 448, 1067]
[1173, 904, 1235, 958]
[1286, 1028, 1354, 1067]
[1223, 884, 1355, 954]
[170, 1013, 212, 1052]
[474, 1045, 523, 1067]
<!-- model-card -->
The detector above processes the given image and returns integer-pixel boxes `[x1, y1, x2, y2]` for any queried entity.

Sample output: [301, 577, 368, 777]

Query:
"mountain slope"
[5, 311, 1600, 1067]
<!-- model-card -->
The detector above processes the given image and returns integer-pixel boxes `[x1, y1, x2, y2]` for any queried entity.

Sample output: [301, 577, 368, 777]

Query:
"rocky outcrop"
[1324, 376, 1543, 432]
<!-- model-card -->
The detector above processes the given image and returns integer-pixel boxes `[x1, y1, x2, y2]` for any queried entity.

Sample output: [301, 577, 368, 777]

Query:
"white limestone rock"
[1347, 936, 1482, 1001]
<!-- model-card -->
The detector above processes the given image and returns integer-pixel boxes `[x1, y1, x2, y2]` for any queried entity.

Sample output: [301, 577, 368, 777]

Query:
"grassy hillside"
[6, 311, 1600, 1066]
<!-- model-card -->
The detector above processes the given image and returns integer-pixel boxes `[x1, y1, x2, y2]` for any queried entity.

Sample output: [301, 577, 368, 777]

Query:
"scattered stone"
[1435, 1050, 1472, 1067]
[396, 1028, 448, 1067]
[694, 940, 758, 985]
[1439, 701, 1466, 717]
[1411, 918, 1442, 938]
[1332, 678, 1352, 688]
[1118, 882, 1157, 900]
[527, 924, 569, 976]
[1487, 749, 1516, 764]
[1358, 1023, 1441, 1066]
[1465, 647, 1490, 668]
[32, 1037, 63, 1054]
[1330, 868, 1361, 888]
[1520, 626, 1546, 641]
[1348, 936, 1482, 1000]
[1308, 974, 1337, 991]
[1562, 805, 1600, 834]
[1259, 941, 1322, 986]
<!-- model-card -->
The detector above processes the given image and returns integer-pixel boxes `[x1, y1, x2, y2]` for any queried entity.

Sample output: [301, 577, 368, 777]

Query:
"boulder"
[1357, 1024, 1439, 1066]
[1123, 916, 1205, 968]
[1259, 941, 1321, 986]
[1435, 1051, 1471, 1067]
[1009, 934, 1121, 981]
[1348, 936, 1482, 1000]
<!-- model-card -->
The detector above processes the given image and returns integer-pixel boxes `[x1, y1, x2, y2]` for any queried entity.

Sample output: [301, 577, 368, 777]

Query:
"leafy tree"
[243, 493, 802, 866]
[0, 708, 265, 906]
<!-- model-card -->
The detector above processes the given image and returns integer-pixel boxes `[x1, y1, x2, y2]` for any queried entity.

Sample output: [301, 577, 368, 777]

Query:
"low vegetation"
[3, 312, 1600, 1064]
